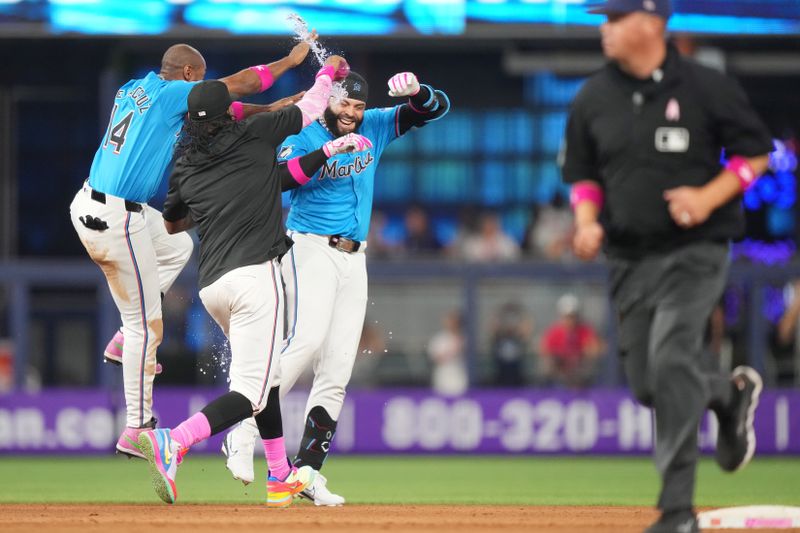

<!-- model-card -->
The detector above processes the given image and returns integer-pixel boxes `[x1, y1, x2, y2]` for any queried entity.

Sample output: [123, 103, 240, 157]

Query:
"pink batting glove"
[387, 72, 420, 97]
[323, 133, 373, 157]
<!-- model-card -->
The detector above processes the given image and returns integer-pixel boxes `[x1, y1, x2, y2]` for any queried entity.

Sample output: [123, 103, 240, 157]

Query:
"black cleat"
[644, 510, 699, 533]
[715, 366, 763, 472]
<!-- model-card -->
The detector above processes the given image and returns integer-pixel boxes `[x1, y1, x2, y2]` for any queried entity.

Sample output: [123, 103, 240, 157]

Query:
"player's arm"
[219, 39, 314, 99]
[277, 133, 372, 191]
[387, 73, 450, 136]
[249, 56, 349, 144]
[229, 92, 305, 121]
[164, 215, 195, 234]
[162, 174, 194, 234]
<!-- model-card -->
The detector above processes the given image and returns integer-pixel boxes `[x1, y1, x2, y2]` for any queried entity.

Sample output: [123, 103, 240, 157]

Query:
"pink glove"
[323, 133, 373, 157]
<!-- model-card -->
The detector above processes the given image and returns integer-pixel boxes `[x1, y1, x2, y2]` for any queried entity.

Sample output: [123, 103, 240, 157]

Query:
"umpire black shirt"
[562, 44, 773, 259]
[163, 106, 301, 288]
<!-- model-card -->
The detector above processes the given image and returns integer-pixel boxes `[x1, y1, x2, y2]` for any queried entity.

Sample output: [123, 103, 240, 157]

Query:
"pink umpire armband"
[726, 156, 758, 191]
[249, 65, 275, 92]
[570, 181, 604, 210]
[287, 157, 312, 186]
[230, 101, 245, 122]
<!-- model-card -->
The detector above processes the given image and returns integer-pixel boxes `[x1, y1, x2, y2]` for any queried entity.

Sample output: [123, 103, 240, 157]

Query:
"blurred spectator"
[426, 311, 468, 396]
[460, 212, 521, 262]
[366, 210, 395, 259]
[490, 302, 533, 387]
[522, 200, 575, 261]
[539, 294, 602, 389]
[404, 205, 441, 255]
[773, 280, 800, 385]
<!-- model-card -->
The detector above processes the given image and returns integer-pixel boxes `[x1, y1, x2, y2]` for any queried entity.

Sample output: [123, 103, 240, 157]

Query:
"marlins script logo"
[320, 152, 374, 180]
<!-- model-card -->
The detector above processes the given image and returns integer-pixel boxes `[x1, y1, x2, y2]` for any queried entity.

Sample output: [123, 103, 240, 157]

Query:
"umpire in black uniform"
[562, 1, 773, 531]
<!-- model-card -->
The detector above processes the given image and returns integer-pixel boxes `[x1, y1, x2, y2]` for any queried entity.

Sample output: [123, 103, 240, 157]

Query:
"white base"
[698, 506, 800, 529]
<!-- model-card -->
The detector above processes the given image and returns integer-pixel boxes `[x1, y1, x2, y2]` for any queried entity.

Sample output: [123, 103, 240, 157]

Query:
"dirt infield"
[2, 505, 798, 533]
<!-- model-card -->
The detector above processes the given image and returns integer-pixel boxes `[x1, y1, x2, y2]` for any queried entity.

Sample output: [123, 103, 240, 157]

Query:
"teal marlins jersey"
[88, 72, 197, 203]
[278, 107, 402, 242]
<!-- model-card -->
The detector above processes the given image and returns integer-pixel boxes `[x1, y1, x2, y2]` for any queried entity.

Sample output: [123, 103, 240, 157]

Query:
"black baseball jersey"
[562, 44, 773, 259]
[164, 106, 301, 288]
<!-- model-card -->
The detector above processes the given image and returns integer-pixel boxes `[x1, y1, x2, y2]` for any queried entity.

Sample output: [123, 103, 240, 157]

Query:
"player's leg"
[145, 205, 194, 294]
[295, 252, 368, 506]
[104, 206, 193, 369]
[70, 189, 162, 456]
[223, 235, 338, 481]
[278, 236, 340, 392]
[140, 260, 313, 505]
[646, 243, 729, 531]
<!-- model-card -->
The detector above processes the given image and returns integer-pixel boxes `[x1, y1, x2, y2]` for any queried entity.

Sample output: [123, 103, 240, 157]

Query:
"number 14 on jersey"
[102, 104, 134, 155]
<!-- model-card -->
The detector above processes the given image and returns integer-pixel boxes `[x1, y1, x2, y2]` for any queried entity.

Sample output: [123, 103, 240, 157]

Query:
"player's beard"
[323, 107, 362, 137]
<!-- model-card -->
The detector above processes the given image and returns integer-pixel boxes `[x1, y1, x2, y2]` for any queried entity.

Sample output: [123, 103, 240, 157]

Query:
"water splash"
[200, 338, 232, 382]
[286, 12, 348, 103]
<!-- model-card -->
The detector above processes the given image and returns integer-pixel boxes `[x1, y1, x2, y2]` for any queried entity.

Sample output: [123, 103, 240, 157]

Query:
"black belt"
[328, 235, 361, 253]
[90, 189, 143, 213]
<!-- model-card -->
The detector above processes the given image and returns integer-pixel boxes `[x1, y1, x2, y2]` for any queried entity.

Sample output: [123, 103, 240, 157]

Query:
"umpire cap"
[588, 0, 672, 19]
[188, 80, 232, 122]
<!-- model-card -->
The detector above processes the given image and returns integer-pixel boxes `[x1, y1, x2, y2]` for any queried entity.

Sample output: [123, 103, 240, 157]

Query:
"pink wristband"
[570, 182, 604, 210]
[726, 156, 757, 191]
[316, 65, 335, 80]
[287, 157, 311, 186]
[230, 101, 244, 122]
[249, 65, 274, 92]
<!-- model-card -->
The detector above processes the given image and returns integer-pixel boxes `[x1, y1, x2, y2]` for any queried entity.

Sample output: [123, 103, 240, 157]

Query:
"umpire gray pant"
[610, 241, 732, 512]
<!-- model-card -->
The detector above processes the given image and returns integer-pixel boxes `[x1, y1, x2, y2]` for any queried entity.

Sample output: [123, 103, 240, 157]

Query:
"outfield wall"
[1, 388, 797, 455]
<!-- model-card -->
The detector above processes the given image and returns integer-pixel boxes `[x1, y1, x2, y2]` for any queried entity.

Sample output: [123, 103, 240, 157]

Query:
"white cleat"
[299, 471, 345, 506]
[221, 424, 256, 485]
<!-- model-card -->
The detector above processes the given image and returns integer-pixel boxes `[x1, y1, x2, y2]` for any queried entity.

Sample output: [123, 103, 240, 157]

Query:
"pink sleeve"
[287, 157, 312, 186]
[295, 71, 333, 127]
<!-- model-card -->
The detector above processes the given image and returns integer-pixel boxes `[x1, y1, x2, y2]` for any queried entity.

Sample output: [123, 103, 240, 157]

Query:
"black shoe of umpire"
[644, 510, 699, 533]
[715, 366, 763, 472]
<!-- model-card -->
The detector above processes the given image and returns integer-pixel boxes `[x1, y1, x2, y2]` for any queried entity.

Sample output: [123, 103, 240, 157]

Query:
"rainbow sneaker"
[138, 429, 182, 504]
[267, 465, 316, 508]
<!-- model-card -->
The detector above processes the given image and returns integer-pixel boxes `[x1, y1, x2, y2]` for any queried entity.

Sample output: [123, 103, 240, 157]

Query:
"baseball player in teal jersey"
[222, 70, 450, 505]
[69, 41, 313, 460]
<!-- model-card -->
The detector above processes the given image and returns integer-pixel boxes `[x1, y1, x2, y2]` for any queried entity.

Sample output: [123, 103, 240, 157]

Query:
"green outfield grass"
[0, 456, 798, 506]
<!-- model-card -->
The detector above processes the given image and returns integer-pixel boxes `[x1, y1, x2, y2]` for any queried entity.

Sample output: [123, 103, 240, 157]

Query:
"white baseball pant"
[70, 183, 193, 428]
[199, 260, 284, 413]
[279, 232, 368, 419]
[235, 231, 368, 439]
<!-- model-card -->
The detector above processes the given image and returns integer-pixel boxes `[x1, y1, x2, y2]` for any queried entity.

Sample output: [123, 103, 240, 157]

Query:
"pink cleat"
[104, 329, 162, 374]
[116, 426, 150, 459]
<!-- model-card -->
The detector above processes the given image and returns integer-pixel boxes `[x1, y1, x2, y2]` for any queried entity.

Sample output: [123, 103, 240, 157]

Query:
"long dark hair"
[174, 115, 235, 160]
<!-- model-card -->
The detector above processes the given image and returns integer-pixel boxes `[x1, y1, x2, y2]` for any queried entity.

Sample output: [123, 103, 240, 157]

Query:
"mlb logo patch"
[655, 127, 690, 153]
